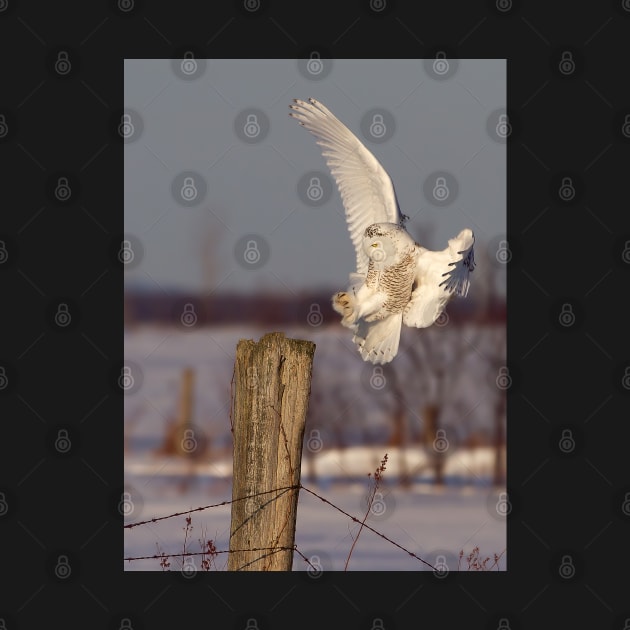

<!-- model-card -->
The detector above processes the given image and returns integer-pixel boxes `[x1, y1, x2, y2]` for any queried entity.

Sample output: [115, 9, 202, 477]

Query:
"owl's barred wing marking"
[438, 230, 475, 297]
[289, 97, 403, 275]
[403, 229, 475, 329]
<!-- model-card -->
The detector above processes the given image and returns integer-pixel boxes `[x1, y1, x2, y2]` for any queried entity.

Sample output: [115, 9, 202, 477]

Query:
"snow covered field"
[124, 325, 506, 571]
[124, 448, 506, 572]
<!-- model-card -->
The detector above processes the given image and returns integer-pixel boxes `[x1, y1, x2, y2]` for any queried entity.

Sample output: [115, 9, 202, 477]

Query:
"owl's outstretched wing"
[403, 229, 475, 328]
[289, 97, 404, 275]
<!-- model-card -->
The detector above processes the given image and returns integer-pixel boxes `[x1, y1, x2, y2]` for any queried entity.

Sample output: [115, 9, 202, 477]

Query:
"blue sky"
[124, 58, 506, 296]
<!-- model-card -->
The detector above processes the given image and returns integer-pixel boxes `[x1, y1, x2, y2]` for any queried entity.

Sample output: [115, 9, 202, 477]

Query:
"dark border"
[2, 1, 628, 628]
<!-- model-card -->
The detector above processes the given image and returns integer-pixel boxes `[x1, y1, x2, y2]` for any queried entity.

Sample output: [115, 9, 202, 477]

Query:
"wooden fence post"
[228, 332, 315, 571]
[157, 367, 196, 457]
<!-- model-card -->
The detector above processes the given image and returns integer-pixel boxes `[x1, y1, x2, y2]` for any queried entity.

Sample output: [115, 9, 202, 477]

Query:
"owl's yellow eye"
[371, 243, 379, 247]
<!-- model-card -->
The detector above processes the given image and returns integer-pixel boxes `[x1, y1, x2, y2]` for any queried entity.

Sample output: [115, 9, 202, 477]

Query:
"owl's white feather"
[290, 97, 475, 364]
[289, 98, 404, 276]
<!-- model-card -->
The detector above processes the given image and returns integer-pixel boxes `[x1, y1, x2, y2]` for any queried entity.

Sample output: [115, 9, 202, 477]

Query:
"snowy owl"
[289, 97, 476, 364]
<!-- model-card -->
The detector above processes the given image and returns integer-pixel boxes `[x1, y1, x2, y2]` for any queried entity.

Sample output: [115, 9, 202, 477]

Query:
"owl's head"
[363, 222, 414, 266]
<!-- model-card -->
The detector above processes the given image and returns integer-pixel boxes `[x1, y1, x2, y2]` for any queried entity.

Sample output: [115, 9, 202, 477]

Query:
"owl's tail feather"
[353, 313, 403, 365]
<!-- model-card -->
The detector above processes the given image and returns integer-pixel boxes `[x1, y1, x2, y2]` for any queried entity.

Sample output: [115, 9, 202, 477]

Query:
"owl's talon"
[332, 291, 355, 321]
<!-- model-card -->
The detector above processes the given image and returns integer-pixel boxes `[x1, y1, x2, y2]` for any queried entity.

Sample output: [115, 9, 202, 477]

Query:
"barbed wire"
[124, 544, 317, 571]
[299, 485, 436, 570]
[123, 485, 299, 529]
[123, 482, 439, 570]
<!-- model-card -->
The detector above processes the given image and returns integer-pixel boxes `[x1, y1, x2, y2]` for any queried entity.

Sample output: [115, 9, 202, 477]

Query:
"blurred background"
[123, 58, 507, 571]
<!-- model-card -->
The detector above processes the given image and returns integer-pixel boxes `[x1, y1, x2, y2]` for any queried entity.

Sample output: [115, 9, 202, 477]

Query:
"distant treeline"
[124, 290, 506, 326]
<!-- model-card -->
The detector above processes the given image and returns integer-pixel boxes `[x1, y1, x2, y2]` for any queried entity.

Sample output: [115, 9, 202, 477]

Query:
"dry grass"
[458, 546, 506, 571]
